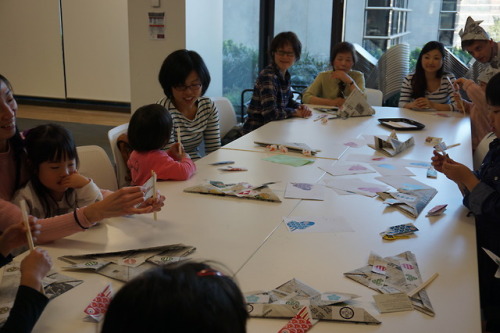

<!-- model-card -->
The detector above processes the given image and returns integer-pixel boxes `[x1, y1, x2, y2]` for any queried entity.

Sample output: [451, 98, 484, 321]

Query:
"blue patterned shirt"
[243, 64, 300, 133]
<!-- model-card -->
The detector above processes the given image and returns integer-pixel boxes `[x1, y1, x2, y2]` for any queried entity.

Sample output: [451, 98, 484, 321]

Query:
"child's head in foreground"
[101, 261, 248, 333]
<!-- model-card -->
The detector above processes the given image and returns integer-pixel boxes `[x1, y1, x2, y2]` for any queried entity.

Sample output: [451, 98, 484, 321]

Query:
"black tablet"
[378, 118, 425, 130]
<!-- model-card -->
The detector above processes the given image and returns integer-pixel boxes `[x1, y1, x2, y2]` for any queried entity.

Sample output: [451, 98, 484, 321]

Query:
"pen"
[210, 161, 235, 165]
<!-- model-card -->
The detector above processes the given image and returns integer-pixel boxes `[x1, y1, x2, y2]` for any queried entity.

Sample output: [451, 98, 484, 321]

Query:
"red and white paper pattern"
[278, 306, 317, 333]
[84, 284, 113, 322]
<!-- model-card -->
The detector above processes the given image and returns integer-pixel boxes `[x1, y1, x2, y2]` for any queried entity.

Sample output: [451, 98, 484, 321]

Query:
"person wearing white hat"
[460, 16, 499, 68]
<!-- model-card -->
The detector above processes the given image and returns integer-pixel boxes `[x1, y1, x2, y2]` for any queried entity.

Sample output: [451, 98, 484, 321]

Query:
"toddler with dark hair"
[127, 104, 196, 186]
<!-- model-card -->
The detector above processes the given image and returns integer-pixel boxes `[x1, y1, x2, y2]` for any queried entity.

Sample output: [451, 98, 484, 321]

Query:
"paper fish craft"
[369, 131, 415, 156]
[338, 88, 376, 118]
[344, 251, 434, 316]
[245, 278, 380, 325]
[378, 187, 437, 218]
[184, 181, 281, 202]
[59, 244, 195, 282]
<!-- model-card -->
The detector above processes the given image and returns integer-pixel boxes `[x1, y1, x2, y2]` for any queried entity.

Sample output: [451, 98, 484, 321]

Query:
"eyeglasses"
[173, 83, 202, 92]
[275, 50, 295, 58]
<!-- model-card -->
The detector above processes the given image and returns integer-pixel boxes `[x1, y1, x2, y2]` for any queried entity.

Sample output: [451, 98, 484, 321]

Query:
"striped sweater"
[398, 74, 458, 111]
[157, 96, 221, 160]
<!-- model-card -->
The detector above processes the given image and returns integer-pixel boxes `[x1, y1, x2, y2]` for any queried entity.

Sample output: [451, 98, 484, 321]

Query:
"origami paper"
[368, 131, 415, 157]
[184, 181, 281, 202]
[254, 141, 320, 155]
[338, 88, 376, 118]
[59, 244, 195, 282]
[245, 278, 380, 324]
[344, 251, 434, 316]
[0, 262, 83, 326]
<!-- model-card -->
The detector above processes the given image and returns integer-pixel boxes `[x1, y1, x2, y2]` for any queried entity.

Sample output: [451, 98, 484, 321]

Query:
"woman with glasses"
[157, 50, 221, 160]
[242, 31, 312, 133]
[302, 41, 365, 107]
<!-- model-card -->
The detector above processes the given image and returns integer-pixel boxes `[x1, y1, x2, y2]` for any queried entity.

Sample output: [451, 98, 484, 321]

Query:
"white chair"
[212, 97, 237, 138]
[77, 145, 118, 191]
[107, 123, 130, 188]
[473, 132, 496, 169]
[365, 88, 383, 106]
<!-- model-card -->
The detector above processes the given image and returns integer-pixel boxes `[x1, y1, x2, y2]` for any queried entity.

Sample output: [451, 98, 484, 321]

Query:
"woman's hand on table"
[413, 97, 432, 109]
[293, 105, 312, 118]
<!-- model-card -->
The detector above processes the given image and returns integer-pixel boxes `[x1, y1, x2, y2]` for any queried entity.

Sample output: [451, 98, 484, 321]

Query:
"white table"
[238, 108, 480, 332]
[27, 107, 480, 333]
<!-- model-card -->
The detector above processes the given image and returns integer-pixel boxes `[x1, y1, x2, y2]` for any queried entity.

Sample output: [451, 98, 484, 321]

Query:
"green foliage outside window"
[223, 39, 328, 109]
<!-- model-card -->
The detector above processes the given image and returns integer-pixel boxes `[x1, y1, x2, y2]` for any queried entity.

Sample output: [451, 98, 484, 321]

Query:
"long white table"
[25, 106, 479, 332]
[238, 108, 479, 332]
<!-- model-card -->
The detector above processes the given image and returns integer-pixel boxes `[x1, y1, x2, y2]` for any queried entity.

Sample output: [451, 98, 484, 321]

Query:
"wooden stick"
[407, 273, 439, 297]
[446, 143, 461, 149]
[177, 127, 182, 155]
[447, 76, 466, 116]
[151, 170, 158, 221]
[20, 200, 45, 295]
[19, 200, 35, 250]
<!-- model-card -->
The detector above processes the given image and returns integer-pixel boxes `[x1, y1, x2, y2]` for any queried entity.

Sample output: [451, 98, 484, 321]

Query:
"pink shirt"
[462, 80, 491, 150]
[128, 150, 196, 186]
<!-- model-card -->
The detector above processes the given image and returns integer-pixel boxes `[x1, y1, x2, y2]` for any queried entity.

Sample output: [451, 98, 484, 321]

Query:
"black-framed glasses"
[275, 50, 295, 58]
[173, 83, 202, 92]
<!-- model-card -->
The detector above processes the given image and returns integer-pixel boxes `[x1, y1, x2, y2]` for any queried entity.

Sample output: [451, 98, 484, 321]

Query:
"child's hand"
[0, 218, 41, 257]
[62, 172, 90, 189]
[20, 248, 52, 292]
[168, 143, 185, 161]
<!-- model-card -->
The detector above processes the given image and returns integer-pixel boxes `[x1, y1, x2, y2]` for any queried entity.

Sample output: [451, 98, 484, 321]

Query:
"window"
[222, 0, 334, 112]
[274, 0, 333, 87]
[362, 0, 410, 59]
[439, 0, 458, 46]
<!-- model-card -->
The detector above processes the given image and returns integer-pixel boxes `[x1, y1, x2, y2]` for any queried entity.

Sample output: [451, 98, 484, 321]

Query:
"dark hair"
[101, 261, 248, 333]
[127, 104, 172, 152]
[270, 31, 302, 63]
[330, 41, 358, 66]
[24, 124, 79, 217]
[0, 74, 26, 192]
[158, 49, 211, 100]
[486, 72, 500, 107]
[411, 41, 447, 99]
[461, 39, 490, 50]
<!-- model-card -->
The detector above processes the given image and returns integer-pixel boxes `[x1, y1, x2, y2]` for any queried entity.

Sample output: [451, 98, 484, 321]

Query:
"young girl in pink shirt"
[127, 104, 196, 186]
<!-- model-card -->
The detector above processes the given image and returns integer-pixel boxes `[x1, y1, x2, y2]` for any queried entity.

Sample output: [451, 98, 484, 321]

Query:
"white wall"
[127, 0, 187, 112]
[0, 0, 66, 98]
[186, 0, 223, 98]
[62, 0, 130, 102]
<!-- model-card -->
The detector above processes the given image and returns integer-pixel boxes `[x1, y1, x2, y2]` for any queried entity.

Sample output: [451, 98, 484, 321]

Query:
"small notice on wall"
[148, 12, 165, 39]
